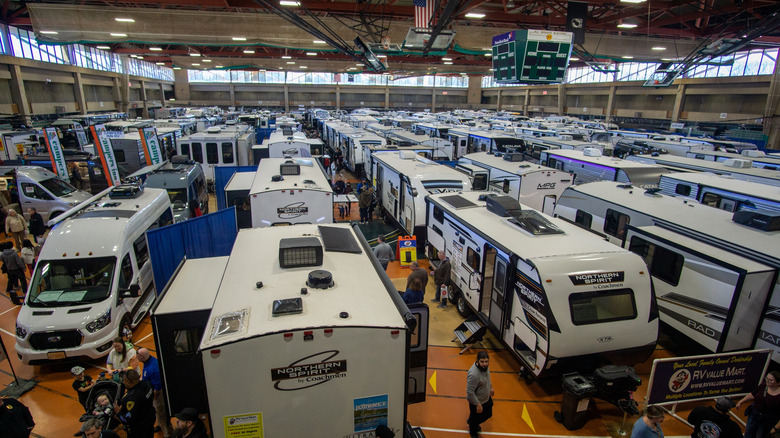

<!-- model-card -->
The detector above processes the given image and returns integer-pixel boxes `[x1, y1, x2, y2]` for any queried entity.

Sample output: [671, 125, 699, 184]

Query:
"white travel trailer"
[339, 129, 386, 176]
[425, 191, 658, 377]
[658, 172, 780, 213]
[457, 152, 574, 214]
[371, 151, 471, 251]
[176, 126, 254, 182]
[153, 224, 429, 437]
[387, 130, 455, 160]
[540, 148, 670, 188]
[686, 150, 780, 170]
[252, 128, 325, 163]
[626, 154, 780, 187]
[15, 185, 173, 364]
[554, 181, 780, 362]
[250, 158, 333, 227]
[0, 129, 44, 161]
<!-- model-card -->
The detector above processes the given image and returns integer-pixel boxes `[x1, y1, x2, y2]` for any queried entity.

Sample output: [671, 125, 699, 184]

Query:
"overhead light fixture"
[110, 33, 127, 37]
[173, 66, 181, 70]
[232, 37, 247, 41]
[190, 53, 201, 57]
[377, 54, 387, 58]
[620, 0, 646, 3]
[300, 66, 308, 69]
[192, 63, 200, 66]
[149, 47, 162, 51]
[442, 57, 452, 61]
[287, 61, 296, 64]
[40, 31, 58, 35]
[356, 63, 363, 66]
[137, 56, 144, 59]
[115, 18, 135, 23]
[489, 68, 494, 72]
[156, 62, 165, 65]
[216, 65, 223, 68]
[348, 67, 357, 70]
[306, 52, 317, 56]
[484, 53, 492, 57]
[244, 50, 255, 54]
[617, 23, 637, 29]
[280, 0, 300, 6]
[203, 59, 212, 62]
[444, 61, 453, 65]
[130, 55, 138, 58]
[313, 40, 326, 44]
[622, 55, 634, 59]
[465, 13, 485, 18]
[96, 46, 111, 50]
[282, 55, 292, 59]
[661, 58, 674, 61]
[652, 46, 666, 51]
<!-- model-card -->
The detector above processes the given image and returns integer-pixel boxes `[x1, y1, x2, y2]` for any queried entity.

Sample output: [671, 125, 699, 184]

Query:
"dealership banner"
[139, 126, 164, 166]
[43, 127, 69, 180]
[90, 124, 121, 186]
[646, 350, 771, 405]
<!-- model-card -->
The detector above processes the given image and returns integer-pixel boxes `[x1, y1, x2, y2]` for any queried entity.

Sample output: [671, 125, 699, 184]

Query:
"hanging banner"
[566, 1, 587, 45]
[646, 349, 771, 405]
[75, 124, 89, 148]
[43, 127, 69, 180]
[139, 126, 164, 166]
[90, 124, 121, 187]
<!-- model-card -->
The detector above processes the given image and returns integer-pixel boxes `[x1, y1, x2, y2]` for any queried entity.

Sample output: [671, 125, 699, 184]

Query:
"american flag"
[414, 0, 433, 29]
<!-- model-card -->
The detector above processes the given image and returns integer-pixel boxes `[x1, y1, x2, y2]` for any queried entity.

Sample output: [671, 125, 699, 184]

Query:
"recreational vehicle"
[152, 224, 429, 437]
[685, 150, 780, 170]
[425, 191, 658, 377]
[15, 185, 174, 364]
[554, 181, 780, 362]
[626, 154, 780, 187]
[658, 172, 780, 213]
[540, 148, 670, 188]
[176, 126, 254, 182]
[140, 158, 209, 222]
[371, 151, 471, 251]
[252, 128, 325, 163]
[250, 158, 333, 227]
[524, 135, 602, 161]
[0, 129, 44, 161]
[457, 152, 574, 214]
[0, 166, 93, 222]
[387, 131, 456, 160]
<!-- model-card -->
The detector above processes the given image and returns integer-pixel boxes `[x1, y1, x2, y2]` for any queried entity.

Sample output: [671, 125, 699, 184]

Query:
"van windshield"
[39, 177, 77, 197]
[167, 189, 188, 210]
[27, 257, 116, 307]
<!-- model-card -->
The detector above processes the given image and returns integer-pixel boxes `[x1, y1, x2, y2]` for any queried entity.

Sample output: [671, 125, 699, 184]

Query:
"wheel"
[456, 295, 472, 318]
[48, 211, 62, 222]
[119, 313, 132, 339]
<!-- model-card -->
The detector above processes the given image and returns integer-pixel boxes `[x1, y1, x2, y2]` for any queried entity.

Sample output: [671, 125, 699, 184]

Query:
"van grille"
[29, 330, 82, 350]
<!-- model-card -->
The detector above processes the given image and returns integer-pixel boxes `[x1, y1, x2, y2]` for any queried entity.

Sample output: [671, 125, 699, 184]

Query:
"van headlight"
[86, 309, 111, 333]
[68, 201, 81, 207]
[15, 322, 28, 338]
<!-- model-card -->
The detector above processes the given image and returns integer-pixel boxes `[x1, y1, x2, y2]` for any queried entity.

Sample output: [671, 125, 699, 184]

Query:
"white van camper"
[250, 158, 333, 227]
[0, 166, 93, 222]
[425, 191, 658, 377]
[15, 185, 173, 364]
[152, 224, 429, 437]
[176, 126, 254, 182]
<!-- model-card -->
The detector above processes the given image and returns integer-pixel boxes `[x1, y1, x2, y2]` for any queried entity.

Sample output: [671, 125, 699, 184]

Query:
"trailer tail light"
[324, 329, 333, 336]
[639, 270, 645, 275]
[284, 333, 293, 340]
[391, 330, 400, 337]
[210, 349, 221, 356]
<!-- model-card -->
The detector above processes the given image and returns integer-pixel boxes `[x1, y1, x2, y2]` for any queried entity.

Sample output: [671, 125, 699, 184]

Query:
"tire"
[119, 313, 132, 337]
[48, 211, 62, 222]
[456, 294, 472, 318]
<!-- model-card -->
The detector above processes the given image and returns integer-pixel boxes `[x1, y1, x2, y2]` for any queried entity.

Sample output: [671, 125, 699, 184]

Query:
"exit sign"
[492, 29, 573, 84]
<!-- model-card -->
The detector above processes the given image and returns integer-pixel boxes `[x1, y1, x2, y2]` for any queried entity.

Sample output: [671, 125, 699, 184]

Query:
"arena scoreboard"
[492, 29, 573, 84]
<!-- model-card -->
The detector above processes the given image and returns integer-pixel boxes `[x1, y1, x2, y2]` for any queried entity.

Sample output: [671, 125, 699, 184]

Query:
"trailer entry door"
[406, 303, 429, 404]
[489, 255, 508, 331]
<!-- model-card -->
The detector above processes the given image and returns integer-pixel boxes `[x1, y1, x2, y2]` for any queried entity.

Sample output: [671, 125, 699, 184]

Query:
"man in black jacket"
[173, 408, 209, 438]
[115, 369, 156, 438]
[0, 396, 34, 438]
[688, 397, 742, 438]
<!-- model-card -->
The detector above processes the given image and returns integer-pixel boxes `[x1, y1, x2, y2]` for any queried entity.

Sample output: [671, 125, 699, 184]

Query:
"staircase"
[452, 316, 488, 354]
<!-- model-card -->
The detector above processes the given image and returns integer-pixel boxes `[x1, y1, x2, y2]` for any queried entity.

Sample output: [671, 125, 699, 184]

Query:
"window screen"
[569, 289, 637, 325]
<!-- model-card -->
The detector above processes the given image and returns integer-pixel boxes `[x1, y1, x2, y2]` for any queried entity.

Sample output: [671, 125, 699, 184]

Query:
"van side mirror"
[121, 284, 141, 298]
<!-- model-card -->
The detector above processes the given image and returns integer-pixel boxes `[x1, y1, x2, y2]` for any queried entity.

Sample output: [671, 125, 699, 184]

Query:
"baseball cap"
[175, 407, 199, 423]
[715, 397, 735, 411]
[71, 366, 85, 376]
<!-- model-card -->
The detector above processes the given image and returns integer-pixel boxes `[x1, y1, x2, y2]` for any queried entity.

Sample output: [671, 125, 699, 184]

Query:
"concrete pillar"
[763, 60, 780, 150]
[496, 89, 501, 111]
[671, 83, 686, 123]
[466, 75, 481, 107]
[283, 84, 289, 113]
[336, 84, 341, 110]
[523, 89, 530, 116]
[384, 85, 389, 110]
[229, 84, 236, 107]
[606, 85, 617, 123]
[73, 72, 87, 114]
[112, 77, 121, 110]
[8, 64, 31, 126]
[160, 83, 167, 107]
[140, 80, 149, 118]
[173, 68, 191, 103]
[431, 78, 436, 113]
[557, 83, 566, 115]
[120, 55, 130, 113]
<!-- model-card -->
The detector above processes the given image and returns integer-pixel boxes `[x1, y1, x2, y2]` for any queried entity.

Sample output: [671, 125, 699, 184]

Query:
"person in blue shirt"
[402, 277, 425, 305]
[137, 348, 172, 438]
[631, 405, 665, 438]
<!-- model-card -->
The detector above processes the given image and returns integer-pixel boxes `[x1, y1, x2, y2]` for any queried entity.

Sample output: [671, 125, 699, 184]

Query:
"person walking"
[430, 251, 451, 308]
[373, 235, 394, 270]
[631, 405, 665, 438]
[27, 208, 44, 245]
[2, 241, 27, 305]
[70, 163, 83, 190]
[136, 348, 172, 438]
[737, 370, 780, 438]
[466, 351, 494, 438]
[402, 277, 425, 305]
[5, 209, 27, 250]
[688, 397, 742, 438]
[0, 396, 35, 438]
[358, 183, 374, 223]
[406, 261, 428, 294]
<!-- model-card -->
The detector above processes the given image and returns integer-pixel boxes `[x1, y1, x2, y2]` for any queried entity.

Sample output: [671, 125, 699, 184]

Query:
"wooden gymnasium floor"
[0, 183, 752, 437]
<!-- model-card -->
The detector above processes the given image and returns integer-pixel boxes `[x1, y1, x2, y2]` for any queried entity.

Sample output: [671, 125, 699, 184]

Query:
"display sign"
[75, 124, 89, 147]
[90, 124, 121, 186]
[139, 126, 164, 166]
[43, 127, 69, 180]
[492, 29, 573, 84]
[646, 350, 771, 405]
[397, 235, 417, 267]
[223, 412, 263, 438]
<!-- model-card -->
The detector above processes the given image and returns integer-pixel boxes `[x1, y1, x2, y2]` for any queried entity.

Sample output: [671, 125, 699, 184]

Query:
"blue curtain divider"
[215, 165, 257, 211]
[147, 207, 238, 295]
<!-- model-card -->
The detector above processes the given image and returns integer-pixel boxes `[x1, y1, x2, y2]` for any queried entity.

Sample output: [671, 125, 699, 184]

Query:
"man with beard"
[172, 408, 208, 438]
[466, 351, 494, 438]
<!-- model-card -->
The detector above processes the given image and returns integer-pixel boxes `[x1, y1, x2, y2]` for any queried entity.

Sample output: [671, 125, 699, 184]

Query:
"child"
[20, 239, 34, 275]
[92, 394, 113, 417]
[71, 366, 95, 409]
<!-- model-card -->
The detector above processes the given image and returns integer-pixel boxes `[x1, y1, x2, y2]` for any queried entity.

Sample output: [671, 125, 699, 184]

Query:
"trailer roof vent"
[742, 150, 765, 158]
[399, 150, 417, 160]
[108, 184, 143, 199]
[558, 135, 573, 141]
[306, 270, 334, 289]
[583, 148, 602, 157]
[724, 158, 753, 168]
[279, 237, 323, 268]
[508, 210, 565, 235]
[206, 126, 221, 134]
[486, 195, 521, 217]
[280, 160, 301, 176]
[732, 210, 780, 231]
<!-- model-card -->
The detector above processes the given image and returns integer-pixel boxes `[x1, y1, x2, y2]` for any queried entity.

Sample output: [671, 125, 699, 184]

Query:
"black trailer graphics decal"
[277, 202, 309, 219]
[537, 182, 556, 190]
[514, 270, 559, 332]
[271, 350, 347, 391]
[569, 271, 625, 286]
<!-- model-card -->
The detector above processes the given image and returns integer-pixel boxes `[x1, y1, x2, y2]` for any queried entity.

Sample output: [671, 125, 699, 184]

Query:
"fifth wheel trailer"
[152, 224, 429, 438]
[424, 191, 658, 377]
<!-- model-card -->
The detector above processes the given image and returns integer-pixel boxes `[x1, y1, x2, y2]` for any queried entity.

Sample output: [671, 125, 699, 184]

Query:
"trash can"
[556, 372, 597, 430]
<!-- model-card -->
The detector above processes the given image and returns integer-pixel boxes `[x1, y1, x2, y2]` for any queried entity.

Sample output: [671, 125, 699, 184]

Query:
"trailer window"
[114, 149, 126, 162]
[466, 247, 480, 272]
[222, 142, 234, 164]
[628, 237, 684, 286]
[432, 206, 444, 223]
[118, 253, 134, 290]
[502, 179, 510, 194]
[575, 210, 592, 229]
[206, 143, 219, 164]
[133, 235, 149, 266]
[603, 209, 630, 239]
[173, 328, 204, 355]
[191, 142, 203, 163]
[569, 289, 637, 325]
[180, 143, 190, 157]
[675, 184, 691, 196]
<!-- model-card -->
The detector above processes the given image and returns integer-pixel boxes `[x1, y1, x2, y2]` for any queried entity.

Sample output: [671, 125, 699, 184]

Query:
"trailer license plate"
[47, 351, 66, 360]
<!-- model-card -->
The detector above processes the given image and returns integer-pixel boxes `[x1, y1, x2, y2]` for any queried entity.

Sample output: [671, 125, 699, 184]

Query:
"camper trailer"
[224, 171, 255, 229]
[176, 126, 254, 182]
[554, 181, 780, 362]
[252, 128, 325, 163]
[15, 185, 173, 364]
[152, 224, 429, 438]
[0, 129, 45, 161]
[371, 151, 471, 251]
[425, 191, 658, 377]
[685, 150, 780, 170]
[540, 148, 670, 188]
[658, 172, 780, 214]
[387, 130, 455, 160]
[626, 154, 780, 187]
[250, 158, 333, 227]
[457, 152, 574, 214]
